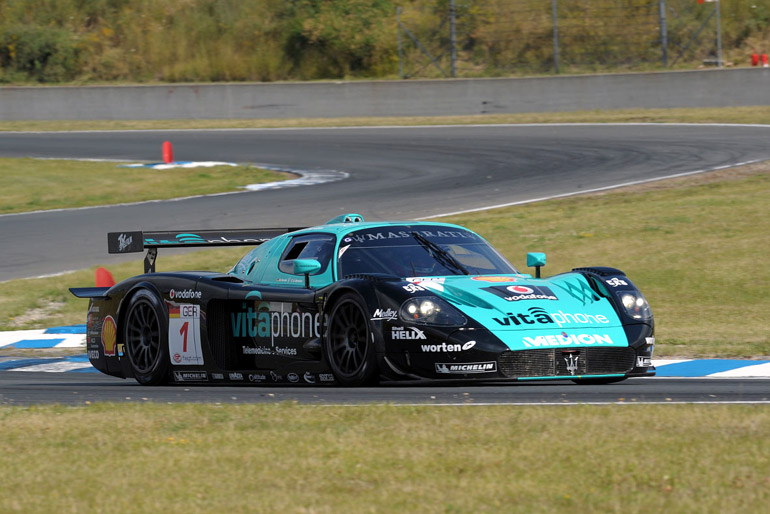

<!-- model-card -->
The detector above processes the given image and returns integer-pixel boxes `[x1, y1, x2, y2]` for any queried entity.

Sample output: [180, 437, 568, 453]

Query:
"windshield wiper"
[411, 231, 470, 275]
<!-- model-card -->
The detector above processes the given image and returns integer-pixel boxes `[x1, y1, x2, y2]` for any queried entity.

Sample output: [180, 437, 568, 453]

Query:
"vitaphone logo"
[493, 307, 610, 328]
[230, 302, 322, 344]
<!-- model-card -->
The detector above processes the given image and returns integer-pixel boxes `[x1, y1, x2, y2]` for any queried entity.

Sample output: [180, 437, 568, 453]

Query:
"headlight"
[399, 296, 467, 326]
[615, 290, 652, 320]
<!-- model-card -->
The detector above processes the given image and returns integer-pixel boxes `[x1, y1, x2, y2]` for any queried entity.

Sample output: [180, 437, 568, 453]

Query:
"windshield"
[337, 225, 519, 278]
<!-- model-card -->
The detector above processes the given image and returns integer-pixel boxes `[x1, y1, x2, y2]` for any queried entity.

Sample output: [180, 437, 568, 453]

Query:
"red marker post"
[162, 141, 174, 164]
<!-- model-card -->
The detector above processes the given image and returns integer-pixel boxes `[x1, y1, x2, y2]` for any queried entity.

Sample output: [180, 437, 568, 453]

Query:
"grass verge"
[1, 163, 768, 358]
[0, 106, 769, 132]
[0, 403, 768, 513]
[0, 158, 288, 214]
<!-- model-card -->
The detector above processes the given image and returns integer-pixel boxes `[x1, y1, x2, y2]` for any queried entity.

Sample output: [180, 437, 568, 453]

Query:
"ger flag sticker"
[168, 303, 204, 365]
[483, 285, 558, 302]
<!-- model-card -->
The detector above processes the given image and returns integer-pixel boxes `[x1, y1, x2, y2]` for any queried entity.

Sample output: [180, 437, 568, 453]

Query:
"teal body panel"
[403, 274, 629, 351]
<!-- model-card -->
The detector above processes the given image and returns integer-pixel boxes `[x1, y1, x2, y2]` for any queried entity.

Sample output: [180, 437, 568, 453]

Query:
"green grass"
[0, 158, 288, 214]
[1, 105, 770, 132]
[2, 165, 768, 358]
[0, 403, 768, 513]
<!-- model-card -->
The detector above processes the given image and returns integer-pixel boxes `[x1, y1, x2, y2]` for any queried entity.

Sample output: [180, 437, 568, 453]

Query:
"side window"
[278, 234, 335, 275]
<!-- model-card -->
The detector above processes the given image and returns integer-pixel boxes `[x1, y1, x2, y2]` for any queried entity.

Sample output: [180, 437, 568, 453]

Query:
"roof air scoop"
[325, 213, 364, 224]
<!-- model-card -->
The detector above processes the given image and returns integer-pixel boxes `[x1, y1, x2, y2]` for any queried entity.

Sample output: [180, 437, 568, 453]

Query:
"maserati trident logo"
[563, 351, 580, 375]
[117, 233, 133, 252]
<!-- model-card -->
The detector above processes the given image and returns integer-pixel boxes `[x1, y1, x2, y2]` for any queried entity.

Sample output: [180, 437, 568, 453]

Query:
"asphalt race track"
[1, 372, 768, 406]
[1, 123, 769, 405]
[2, 124, 770, 281]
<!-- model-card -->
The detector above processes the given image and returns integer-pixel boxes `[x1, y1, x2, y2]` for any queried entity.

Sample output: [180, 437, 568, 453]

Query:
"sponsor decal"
[407, 277, 445, 284]
[144, 233, 271, 246]
[483, 285, 558, 302]
[168, 304, 204, 366]
[247, 373, 266, 383]
[211, 373, 225, 380]
[117, 233, 133, 252]
[169, 289, 202, 300]
[270, 371, 282, 382]
[645, 337, 655, 346]
[435, 361, 497, 374]
[606, 277, 629, 287]
[101, 315, 117, 357]
[392, 327, 427, 340]
[242, 346, 273, 355]
[493, 307, 610, 328]
[87, 350, 100, 360]
[229, 372, 245, 381]
[403, 284, 426, 293]
[406, 277, 445, 292]
[287, 373, 300, 383]
[522, 333, 616, 347]
[231, 301, 322, 344]
[345, 229, 476, 244]
[471, 276, 517, 283]
[563, 351, 580, 375]
[371, 308, 398, 321]
[319, 373, 335, 382]
[420, 340, 476, 352]
[303, 372, 316, 384]
[636, 356, 653, 368]
[173, 371, 208, 382]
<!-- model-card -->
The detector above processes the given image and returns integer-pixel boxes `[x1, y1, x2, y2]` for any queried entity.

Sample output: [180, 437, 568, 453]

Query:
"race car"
[70, 213, 655, 386]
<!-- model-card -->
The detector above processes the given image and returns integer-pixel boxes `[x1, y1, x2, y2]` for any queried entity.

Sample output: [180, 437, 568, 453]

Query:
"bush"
[0, 25, 81, 82]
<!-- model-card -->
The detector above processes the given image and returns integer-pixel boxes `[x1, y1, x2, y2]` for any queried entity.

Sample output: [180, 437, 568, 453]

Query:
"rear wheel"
[123, 289, 169, 385]
[325, 293, 378, 386]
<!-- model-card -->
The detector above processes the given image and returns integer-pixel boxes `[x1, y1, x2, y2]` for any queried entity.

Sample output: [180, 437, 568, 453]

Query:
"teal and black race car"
[70, 214, 655, 386]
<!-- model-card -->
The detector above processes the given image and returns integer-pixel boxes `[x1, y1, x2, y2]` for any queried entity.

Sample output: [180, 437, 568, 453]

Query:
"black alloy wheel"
[325, 293, 378, 386]
[124, 289, 169, 385]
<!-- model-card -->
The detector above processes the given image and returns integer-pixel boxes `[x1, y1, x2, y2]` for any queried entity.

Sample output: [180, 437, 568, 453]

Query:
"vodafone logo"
[507, 285, 534, 294]
[173, 353, 182, 363]
[169, 289, 202, 300]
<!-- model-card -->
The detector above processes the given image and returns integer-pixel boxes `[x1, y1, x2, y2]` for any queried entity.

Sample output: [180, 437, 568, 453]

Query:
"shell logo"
[101, 315, 117, 357]
[471, 276, 517, 283]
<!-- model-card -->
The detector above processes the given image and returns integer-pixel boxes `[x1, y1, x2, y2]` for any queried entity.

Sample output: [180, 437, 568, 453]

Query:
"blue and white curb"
[1, 326, 768, 376]
[653, 359, 770, 378]
[0, 325, 86, 349]
[0, 355, 96, 373]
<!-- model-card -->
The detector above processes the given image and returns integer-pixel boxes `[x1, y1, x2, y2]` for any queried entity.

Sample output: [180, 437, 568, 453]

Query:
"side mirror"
[526, 252, 546, 278]
[292, 259, 322, 288]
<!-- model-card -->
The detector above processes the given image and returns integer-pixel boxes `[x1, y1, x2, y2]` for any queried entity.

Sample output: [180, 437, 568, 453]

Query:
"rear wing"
[107, 228, 304, 273]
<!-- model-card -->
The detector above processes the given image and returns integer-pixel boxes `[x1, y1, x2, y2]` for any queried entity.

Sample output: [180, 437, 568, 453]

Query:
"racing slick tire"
[324, 293, 378, 386]
[571, 377, 628, 385]
[123, 288, 170, 385]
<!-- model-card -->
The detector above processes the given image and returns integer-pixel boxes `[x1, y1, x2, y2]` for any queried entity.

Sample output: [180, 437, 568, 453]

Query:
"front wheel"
[324, 293, 378, 386]
[123, 288, 169, 385]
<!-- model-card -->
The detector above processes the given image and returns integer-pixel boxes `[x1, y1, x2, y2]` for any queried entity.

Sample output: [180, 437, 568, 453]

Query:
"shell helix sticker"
[101, 315, 117, 356]
[168, 303, 204, 365]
